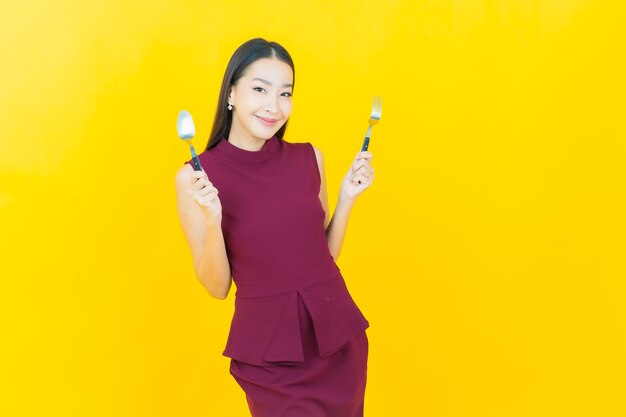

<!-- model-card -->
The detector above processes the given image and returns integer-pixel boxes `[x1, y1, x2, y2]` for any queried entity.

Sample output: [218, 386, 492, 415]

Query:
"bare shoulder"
[175, 163, 194, 189]
[310, 144, 324, 164]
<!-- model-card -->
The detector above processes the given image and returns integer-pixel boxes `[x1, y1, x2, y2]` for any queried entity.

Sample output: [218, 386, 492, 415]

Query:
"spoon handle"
[189, 145, 203, 171]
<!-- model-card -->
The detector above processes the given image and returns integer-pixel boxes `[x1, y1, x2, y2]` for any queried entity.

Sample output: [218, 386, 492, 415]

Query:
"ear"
[227, 85, 234, 105]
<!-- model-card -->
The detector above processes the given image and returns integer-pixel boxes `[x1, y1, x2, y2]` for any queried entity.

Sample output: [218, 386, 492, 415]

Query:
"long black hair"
[205, 38, 295, 151]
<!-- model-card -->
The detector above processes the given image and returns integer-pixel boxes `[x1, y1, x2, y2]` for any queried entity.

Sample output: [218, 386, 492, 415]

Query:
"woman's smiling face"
[228, 57, 294, 143]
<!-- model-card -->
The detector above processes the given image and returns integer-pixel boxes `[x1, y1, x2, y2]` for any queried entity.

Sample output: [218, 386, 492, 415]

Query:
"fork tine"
[372, 96, 382, 118]
[362, 96, 382, 151]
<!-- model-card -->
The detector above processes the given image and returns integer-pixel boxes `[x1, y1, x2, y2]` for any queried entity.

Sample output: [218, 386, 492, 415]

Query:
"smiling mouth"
[255, 115, 279, 125]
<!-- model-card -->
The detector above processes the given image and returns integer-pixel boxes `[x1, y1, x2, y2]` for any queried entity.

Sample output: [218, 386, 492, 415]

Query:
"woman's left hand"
[339, 151, 374, 204]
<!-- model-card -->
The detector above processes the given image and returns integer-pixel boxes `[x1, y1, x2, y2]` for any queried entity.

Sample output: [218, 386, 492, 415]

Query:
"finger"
[351, 160, 367, 172]
[198, 188, 218, 199]
[355, 174, 366, 184]
[190, 173, 206, 187]
[198, 193, 220, 207]
[192, 171, 211, 184]
[355, 151, 373, 161]
[353, 163, 374, 176]
[194, 193, 212, 206]
[354, 177, 371, 189]
[353, 158, 373, 171]
[190, 187, 216, 200]
[352, 174, 367, 185]
[196, 195, 211, 206]
[191, 193, 203, 205]
[355, 162, 375, 174]
[190, 178, 213, 192]
[192, 172, 211, 184]
[352, 160, 364, 170]
[191, 171, 205, 180]
[189, 183, 202, 194]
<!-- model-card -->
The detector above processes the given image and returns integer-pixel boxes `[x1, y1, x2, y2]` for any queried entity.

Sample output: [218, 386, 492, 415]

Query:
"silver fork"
[361, 96, 382, 151]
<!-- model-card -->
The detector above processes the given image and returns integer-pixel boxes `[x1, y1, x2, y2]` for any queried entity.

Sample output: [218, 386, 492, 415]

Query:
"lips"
[255, 115, 279, 126]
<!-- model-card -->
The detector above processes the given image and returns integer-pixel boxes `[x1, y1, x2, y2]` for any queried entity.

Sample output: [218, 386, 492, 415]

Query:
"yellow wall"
[1, 0, 625, 415]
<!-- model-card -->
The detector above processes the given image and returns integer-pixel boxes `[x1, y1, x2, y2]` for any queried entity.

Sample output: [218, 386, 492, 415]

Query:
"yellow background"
[1, 0, 625, 415]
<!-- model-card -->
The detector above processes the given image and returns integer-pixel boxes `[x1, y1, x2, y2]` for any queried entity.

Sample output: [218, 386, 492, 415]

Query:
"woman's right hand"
[188, 170, 222, 227]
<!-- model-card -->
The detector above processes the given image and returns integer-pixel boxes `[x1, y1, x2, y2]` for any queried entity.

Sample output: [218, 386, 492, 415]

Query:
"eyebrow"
[252, 77, 293, 88]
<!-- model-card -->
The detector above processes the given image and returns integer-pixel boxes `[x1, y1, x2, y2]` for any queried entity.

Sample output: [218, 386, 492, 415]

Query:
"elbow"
[194, 262, 231, 300]
[209, 290, 228, 300]
[201, 281, 229, 300]
[198, 278, 230, 300]
[196, 273, 230, 300]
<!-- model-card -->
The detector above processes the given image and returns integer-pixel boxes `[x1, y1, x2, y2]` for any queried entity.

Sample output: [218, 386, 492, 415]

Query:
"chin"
[250, 133, 275, 141]
[252, 128, 281, 140]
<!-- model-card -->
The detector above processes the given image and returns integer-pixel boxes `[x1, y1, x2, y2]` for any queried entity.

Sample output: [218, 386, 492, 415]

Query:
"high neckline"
[214, 135, 280, 165]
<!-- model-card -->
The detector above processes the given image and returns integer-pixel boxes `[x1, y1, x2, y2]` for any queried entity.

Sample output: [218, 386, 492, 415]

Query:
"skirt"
[229, 292, 369, 417]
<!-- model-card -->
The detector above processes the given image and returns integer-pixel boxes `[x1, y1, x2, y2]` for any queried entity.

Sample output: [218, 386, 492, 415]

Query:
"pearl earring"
[228, 103, 233, 110]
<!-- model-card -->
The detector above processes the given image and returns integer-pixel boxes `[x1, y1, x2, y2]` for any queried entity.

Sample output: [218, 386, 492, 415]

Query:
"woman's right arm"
[175, 164, 232, 299]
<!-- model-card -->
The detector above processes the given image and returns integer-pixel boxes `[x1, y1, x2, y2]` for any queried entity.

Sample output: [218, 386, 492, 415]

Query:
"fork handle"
[361, 137, 370, 152]
[361, 125, 372, 151]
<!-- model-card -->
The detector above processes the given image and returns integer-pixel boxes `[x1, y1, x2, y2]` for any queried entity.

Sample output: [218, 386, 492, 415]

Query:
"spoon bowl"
[177, 110, 203, 171]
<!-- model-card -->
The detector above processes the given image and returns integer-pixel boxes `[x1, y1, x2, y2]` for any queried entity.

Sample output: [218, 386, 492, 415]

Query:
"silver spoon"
[177, 110, 203, 171]
[358, 96, 382, 184]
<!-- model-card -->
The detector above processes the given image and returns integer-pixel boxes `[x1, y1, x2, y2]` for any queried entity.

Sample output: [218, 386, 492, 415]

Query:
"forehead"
[242, 58, 293, 85]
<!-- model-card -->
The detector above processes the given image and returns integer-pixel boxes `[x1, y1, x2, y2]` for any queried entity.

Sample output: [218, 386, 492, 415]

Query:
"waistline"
[234, 259, 341, 299]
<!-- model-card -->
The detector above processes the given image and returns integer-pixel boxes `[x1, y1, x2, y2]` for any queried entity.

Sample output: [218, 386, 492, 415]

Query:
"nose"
[264, 94, 278, 114]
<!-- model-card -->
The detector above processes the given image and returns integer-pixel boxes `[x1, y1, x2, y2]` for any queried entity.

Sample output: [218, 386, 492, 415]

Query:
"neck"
[227, 125, 267, 151]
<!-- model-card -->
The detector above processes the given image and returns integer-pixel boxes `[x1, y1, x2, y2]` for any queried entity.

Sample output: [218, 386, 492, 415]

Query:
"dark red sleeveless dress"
[184, 135, 370, 417]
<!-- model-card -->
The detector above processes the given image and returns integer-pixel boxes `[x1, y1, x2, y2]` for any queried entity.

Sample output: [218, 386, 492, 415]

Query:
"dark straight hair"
[205, 38, 295, 151]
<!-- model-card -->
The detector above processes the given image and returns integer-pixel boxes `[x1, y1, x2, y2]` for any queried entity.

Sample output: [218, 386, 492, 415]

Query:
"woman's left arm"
[312, 145, 374, 261]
